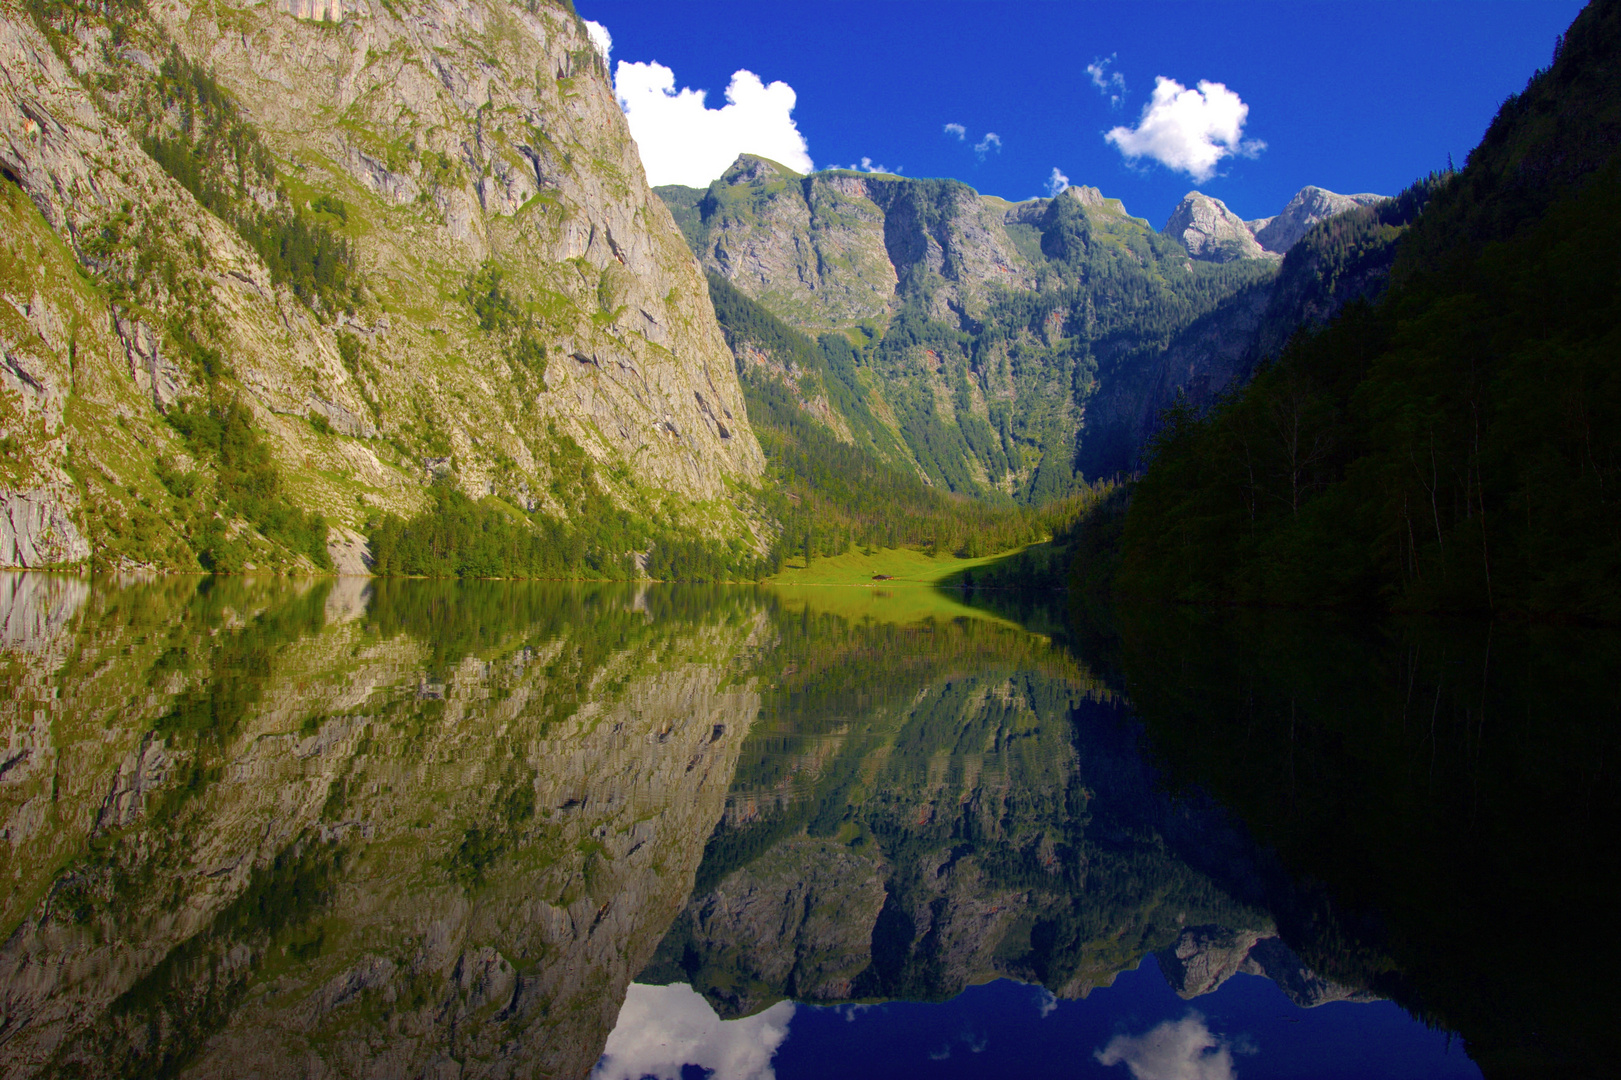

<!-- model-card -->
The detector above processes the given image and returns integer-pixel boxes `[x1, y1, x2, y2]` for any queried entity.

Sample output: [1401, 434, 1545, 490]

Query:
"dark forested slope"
[1118, 0, 1621, 620]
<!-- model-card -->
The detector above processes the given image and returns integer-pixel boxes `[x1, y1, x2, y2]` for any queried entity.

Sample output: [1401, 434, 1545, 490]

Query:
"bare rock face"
[689, 155, 1040, 330]
[1156, 927, 1379, 1007]
[1164, 192, 1272, 262]
[1253, 186, 1386, 253]
[0, 0, 764, 572]
[0, 488, 89, 567]
[1156, 925, 1270, 998]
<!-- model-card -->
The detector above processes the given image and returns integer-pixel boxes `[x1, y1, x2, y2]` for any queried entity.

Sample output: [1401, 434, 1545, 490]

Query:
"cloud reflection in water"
[593, 982, 794, 1080]
[1095, 1011, 1239, 1080]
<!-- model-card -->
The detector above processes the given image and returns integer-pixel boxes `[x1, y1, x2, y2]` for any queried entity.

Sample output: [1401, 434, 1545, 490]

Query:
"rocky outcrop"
[1164, 191, 1272, 262]
[1156, 927, 1378, 1007]
[1252, 186, 1385, 253]
[1156, 925, 1270, 998]
[0, 488, 89, 567]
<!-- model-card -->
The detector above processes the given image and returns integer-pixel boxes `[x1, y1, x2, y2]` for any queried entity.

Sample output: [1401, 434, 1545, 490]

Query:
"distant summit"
[1163, 186, 1387, 263]
[1250, 186, 1385, 253]
[1163, 192, 1270, 263]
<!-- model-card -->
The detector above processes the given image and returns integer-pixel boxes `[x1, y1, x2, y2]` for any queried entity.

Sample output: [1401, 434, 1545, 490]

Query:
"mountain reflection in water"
[0, 572, 1613, 1079]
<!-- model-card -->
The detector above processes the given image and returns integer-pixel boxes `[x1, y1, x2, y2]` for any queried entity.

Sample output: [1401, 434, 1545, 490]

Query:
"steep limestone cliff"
[1251, 185, 1385, 254]
[0, 0, 762, 571]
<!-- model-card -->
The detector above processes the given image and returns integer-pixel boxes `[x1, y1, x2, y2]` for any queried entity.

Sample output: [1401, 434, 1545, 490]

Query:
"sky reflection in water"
[598, 956, 1480, 1080]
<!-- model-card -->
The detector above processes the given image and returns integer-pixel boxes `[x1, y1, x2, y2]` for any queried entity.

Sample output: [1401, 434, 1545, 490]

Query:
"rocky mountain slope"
[662, 162, 1386, 497]
[0, 0, 762, 572]
[1250, 185, 1385, 252]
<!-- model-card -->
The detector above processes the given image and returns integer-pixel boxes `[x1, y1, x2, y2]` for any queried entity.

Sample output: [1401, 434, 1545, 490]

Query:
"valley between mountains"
[3, 0, 1618, 626]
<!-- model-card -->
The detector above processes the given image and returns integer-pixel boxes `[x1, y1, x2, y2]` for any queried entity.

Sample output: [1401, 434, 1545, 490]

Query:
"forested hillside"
[705, 273, 1086, 564]
[1117, 0, 1621, 620]
[663, 167, 1289, 502]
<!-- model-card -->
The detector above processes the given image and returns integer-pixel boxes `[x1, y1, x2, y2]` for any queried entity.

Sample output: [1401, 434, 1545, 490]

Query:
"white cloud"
[1035, 986, 1060, 1018]
[844, 156, 900, 174]
[1045, 167, 1070, 198]
[584, 19, 611, 63]
[1104, 77, 1265, 183]
[974, 132, 1002, 161]
[1095, 1013, 1238, 1080]
[1087, 54, 1126, 107]
[614, 62, 814, 187]
[943, 122, 967, 140]
[592, 983, 795, 1080]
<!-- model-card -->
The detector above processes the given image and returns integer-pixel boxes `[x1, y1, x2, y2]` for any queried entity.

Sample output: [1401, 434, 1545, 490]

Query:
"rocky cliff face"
[1251, 186, 1385, 253]
[1163, 191, 1272, 262]
[666, 155, 1047, 333]
[0, 574, 766, 1079]
[663, 165, 1388, 491]
[1162, 186, 1387, 263]
[1155, 926, 1374, 1007]
[0, 0, 762, 571]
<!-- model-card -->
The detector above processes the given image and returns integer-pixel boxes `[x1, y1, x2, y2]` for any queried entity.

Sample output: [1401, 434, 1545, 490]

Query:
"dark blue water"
[779, 959, 1476, 1079]
[598, 956, 1479, 1080]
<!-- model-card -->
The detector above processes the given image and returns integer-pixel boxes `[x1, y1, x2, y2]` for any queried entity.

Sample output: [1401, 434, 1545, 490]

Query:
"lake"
[1, 572, 1614, 1079]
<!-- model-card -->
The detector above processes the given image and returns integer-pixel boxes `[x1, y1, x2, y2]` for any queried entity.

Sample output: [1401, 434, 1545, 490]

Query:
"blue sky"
[577, 0, 1585, 224]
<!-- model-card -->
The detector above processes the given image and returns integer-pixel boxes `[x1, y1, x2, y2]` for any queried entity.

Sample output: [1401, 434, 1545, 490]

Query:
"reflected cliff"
[0, 574, 767, 1080]
[638, 603, 1351, 1023]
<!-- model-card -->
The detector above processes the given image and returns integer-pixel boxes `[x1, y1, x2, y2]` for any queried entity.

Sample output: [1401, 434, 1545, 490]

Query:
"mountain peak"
[1252, 186, 1385, 253]
[1058, 184, 1107, 209]
[721, 154, 803, 184]
[1164, 192, 1269, 263]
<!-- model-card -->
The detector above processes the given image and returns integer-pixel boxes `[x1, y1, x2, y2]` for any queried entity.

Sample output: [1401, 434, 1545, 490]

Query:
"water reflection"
[1, 573, 1612, 1078]
[1, 574, 765, 1079]
[1112, 608, 1621, 1079]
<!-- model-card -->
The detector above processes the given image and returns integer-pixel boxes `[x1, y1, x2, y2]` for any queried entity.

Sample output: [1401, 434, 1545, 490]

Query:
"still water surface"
[0, 573, 1614, 1078]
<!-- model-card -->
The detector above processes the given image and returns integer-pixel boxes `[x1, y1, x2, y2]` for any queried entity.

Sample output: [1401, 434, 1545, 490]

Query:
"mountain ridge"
[660, 160, 1391, 497]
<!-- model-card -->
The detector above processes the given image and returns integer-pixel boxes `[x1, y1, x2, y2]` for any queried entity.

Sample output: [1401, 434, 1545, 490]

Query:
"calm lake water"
[1, 572, 1615, 1079]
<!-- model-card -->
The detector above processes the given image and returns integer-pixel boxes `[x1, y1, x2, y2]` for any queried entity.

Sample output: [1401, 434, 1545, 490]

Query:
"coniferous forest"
[1111, 0, 1621, 620]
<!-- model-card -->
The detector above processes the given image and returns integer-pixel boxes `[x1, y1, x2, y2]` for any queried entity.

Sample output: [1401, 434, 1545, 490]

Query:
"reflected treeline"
[642, 603, 1348, 1019]
[0, 573, 769, 1080]
[1112, 606, 1621, 1079]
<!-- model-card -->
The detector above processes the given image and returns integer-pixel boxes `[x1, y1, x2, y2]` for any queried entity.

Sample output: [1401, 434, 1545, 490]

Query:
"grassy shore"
[765, 545, 1036, 587]
[761, 545, 1043, 628]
